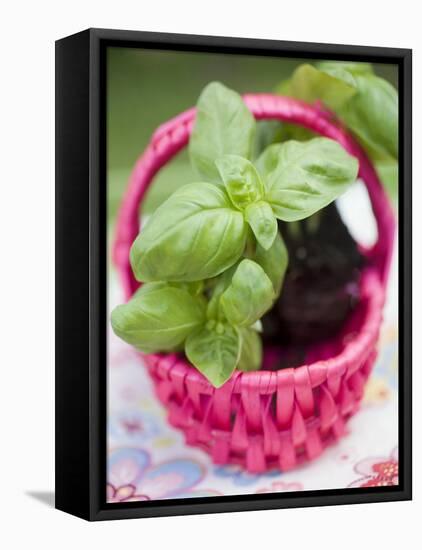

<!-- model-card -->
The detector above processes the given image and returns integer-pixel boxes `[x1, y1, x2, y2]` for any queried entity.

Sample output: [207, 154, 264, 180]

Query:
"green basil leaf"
[254, 232, 288, 297]
[237, 328, 262, 372]
[245, 201, 278, 250]
[189, 82, 256, 183]
[185, 323, 241, 387]
[215, 154, 264, 209]
[206, 293, 222, 322]
[317, 61, 374, 77]
[339, 74, 398, 160]
[110, 283, 205, 353]
[169, 280, 206, 298]
[130, 182, 247, 282]
[259, 138, 358, 222]
[283, 64, 358, 111]
[220, 259, 275, 327]
[206, 262, 239, 321]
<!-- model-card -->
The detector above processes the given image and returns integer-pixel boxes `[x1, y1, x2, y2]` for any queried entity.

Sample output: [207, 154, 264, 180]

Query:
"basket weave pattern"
[113, 94, 395, 473]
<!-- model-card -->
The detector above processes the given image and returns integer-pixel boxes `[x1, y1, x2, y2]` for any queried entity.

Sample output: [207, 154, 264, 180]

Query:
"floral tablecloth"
[107, 275, 398, 502]
[107, 185, 399, 503]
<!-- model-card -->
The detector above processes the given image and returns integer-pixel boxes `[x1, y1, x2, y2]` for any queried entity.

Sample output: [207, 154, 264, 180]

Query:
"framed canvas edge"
[55, 28, 412, 522]
[55, 29, 92, 521]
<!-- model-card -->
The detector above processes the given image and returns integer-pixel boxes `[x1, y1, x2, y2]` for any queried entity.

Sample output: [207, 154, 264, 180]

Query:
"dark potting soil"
[262, 202, 364, 361]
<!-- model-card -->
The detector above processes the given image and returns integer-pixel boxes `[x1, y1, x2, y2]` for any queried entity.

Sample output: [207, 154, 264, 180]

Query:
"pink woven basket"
[113, 94, 396, 473]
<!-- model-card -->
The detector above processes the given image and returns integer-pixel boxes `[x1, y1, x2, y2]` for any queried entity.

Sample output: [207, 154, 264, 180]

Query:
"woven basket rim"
[143, 264, 383, 392]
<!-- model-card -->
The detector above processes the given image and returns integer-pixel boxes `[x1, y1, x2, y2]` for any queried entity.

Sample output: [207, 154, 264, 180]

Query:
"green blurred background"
[107, 47, 398, 223]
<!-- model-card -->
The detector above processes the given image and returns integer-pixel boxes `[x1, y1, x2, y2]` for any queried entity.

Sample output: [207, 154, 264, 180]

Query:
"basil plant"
[111, 81, 359, 387]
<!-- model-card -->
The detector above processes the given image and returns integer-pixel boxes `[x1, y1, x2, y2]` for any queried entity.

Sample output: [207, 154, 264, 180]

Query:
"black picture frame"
[55, 28, 412, 521]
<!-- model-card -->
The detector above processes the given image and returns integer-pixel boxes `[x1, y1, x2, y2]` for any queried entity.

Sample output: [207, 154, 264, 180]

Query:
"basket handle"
[113, 94, 396, 299]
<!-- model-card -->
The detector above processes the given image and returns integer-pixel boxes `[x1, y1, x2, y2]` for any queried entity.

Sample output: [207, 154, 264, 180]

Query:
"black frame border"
[55, 28, 412, 521]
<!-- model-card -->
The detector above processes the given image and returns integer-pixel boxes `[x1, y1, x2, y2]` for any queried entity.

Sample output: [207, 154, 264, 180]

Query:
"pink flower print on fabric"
[349, 446, 398, 488]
